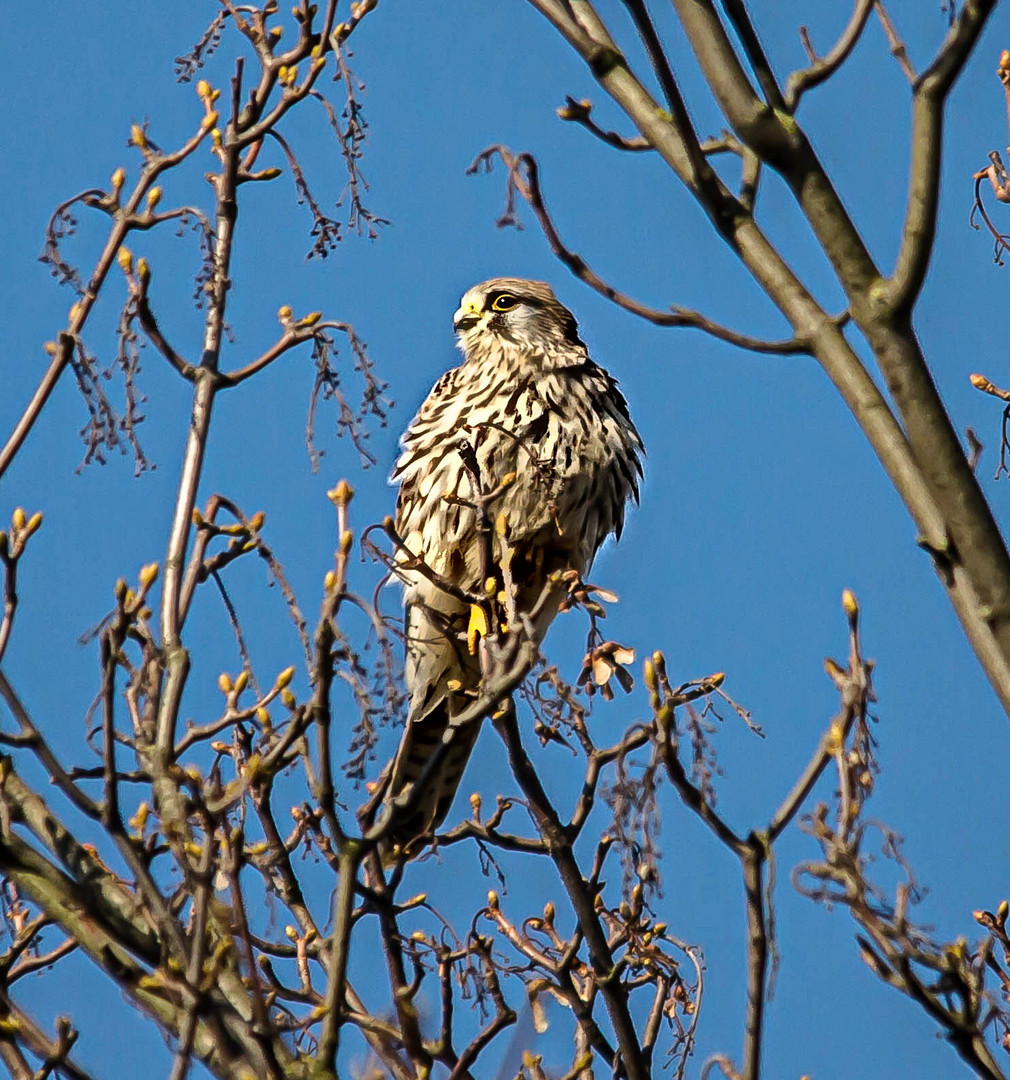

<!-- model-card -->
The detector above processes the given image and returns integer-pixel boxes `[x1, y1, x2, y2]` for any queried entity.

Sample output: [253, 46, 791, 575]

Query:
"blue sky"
[2, 2, 1009, 1077]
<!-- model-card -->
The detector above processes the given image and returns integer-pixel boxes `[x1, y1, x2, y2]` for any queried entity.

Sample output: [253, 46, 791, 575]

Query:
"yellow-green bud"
[328, 479, 354, 505]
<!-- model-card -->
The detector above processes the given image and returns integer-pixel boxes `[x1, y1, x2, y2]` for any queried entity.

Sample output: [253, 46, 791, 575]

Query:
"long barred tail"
[380, 596, 482, 861]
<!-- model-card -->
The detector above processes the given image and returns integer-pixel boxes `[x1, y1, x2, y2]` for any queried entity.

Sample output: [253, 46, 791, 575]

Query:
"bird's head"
[452, 277, 583, 357]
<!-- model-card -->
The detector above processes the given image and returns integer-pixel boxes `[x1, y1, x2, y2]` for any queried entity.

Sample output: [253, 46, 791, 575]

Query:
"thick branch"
[491, 706, 650, 1080]
[884, 0, 997, 314]
[521, 0, 1010, 721]
[473, 148, 811, 354]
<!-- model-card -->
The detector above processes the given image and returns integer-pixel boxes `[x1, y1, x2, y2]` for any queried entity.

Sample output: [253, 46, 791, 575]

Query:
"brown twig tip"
[999, 49, 1010, 83]
[328, 479, 354, 506]
[557, 96, 592, 120]
[970, 373, 1010, 401]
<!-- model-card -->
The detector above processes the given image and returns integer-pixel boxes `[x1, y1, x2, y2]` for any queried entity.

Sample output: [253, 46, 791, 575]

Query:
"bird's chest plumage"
[395, 356, 623, 580]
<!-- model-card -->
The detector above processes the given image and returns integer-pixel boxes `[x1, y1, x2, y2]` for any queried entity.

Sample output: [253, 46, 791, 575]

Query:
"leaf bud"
[128, 801, 150, 832]
[328, 479, 354, 505]
[643, 657, 657, 693]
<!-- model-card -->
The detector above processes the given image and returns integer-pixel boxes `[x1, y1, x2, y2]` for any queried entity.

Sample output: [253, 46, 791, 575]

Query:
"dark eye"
[490, 293, 519, 312]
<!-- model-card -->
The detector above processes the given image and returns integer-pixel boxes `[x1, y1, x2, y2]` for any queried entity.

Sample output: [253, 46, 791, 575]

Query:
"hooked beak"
[453, 302, 481, 334]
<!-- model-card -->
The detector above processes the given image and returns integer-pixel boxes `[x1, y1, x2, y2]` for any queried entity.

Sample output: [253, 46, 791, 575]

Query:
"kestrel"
[379, 277, 643, 858]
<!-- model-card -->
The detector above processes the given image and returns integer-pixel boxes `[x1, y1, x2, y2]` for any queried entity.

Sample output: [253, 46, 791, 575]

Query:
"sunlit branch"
[133, 291, 198, 381]
[885, 0, 997, 315]
[557, 96, 653, 150]
[718, 0, 786, 111]
[784, 0, 875, 110]
[873, 2, 917, 82]
[491, 702, 651, 1080]
[0, 118, 214, 480]
[470, 147, 812, 355]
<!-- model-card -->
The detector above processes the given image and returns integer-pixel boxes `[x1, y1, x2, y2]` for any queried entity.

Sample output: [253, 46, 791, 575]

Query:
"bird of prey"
[380, 277, 643, 859]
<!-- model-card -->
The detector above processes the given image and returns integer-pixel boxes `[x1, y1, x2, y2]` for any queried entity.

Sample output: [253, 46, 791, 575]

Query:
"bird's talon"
[467, 604, 488, 654]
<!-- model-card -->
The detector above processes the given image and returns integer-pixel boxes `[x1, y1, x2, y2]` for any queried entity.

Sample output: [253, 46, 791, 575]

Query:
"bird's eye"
[490, 293, 519, 312]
